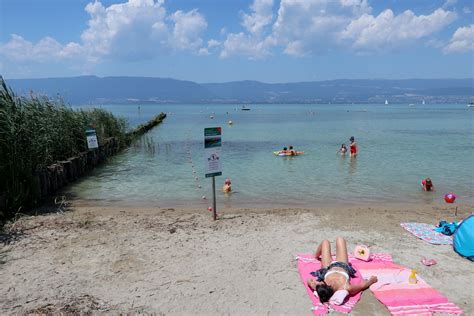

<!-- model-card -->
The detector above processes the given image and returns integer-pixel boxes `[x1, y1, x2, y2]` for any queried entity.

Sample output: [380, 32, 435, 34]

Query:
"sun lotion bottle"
[408, 269, 418, 284]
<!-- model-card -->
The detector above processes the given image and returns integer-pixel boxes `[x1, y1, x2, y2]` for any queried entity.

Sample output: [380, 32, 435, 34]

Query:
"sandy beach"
[1, 202, 472, 315]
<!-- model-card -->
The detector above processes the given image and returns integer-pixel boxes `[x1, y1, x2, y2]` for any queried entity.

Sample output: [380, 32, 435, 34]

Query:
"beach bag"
[453, 215, 474, 261]
[434, 221, 457, 236]
[354, 245, 371, 261]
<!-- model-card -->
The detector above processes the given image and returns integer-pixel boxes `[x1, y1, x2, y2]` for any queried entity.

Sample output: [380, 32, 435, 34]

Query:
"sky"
[0, 0, 473, 82]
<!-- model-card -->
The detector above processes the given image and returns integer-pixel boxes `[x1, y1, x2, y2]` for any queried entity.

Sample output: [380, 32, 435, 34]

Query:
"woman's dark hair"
[316, 283, 334, 303]
[289, 146, 293, 149]
[350, 136, 355, 142]
[283, 147, 287, 150]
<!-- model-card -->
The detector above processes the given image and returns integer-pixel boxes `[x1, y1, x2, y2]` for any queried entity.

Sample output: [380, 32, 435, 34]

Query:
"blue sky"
[0, 0, 473, 82]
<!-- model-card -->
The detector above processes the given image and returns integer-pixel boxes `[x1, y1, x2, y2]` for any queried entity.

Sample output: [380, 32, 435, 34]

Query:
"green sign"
[204, 127, 222, 137]
[205, 171, 222, 178]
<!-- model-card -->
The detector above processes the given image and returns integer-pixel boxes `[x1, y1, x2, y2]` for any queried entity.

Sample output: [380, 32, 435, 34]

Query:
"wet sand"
[0, 203, 472, 315]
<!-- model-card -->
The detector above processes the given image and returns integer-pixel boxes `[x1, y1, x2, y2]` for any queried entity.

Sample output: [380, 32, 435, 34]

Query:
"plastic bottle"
[408, 269, 418, 284]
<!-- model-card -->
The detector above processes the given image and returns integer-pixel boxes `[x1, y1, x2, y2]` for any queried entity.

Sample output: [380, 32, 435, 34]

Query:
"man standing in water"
[349, 136, 357, 157]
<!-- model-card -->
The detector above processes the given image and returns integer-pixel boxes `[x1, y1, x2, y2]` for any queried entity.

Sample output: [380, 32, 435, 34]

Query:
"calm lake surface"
[67, 104, 474, 208]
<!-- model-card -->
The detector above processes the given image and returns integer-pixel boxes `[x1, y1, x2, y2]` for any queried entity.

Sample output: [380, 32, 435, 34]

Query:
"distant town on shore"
[5, 76, 473, 105]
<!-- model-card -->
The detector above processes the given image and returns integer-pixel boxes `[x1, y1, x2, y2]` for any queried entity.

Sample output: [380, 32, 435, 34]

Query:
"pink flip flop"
[421, 257, 437, 266]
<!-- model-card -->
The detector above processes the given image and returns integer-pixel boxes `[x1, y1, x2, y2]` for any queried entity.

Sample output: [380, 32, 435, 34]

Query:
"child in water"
[222, 178, 232, 193]
[339, 144, 347, 155]
[421, 178, 435, 191]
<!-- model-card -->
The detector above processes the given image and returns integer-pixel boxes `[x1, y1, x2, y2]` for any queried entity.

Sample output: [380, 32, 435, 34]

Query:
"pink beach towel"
[296, 254, 364, 315]
[355, 253, 463, 316]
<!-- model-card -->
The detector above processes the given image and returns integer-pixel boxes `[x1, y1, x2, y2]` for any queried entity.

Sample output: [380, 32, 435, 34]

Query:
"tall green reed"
[0, 77, 129, 220]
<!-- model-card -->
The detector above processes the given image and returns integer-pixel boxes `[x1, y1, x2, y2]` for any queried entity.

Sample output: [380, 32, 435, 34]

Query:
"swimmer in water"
[222, 178, 232, 193]
[339, 144, 347, 155]
[289, 145, 296, 156]
[421, 178, 435, 191]
[349, 136, 357, 157]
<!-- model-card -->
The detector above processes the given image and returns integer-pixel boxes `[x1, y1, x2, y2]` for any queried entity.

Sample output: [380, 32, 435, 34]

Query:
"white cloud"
[197, 39, 221, 56]
[220, 33, 274, 59]
[0, 34, 83, 62]
[220, 0, 274, 59]
[80, 0, 207, 60]
[80, 0, 169, 60]
[219, 0, 373, 58]
[267, 0, 372, 56]
[0, 0, 208, 69]
[169, 9, 207, 51]
[0, 0, 466, 71]
[340, 9, 457, 51]
[197, 47, 210, 56]
[241, 0, 274, 35]
[462, 7, 472, 14]
[207, 39, 220, 48]
[444, 24, 474, 53]
[219, 0, 457, 58]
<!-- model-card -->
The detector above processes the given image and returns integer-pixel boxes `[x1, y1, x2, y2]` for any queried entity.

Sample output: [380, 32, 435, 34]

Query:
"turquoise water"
[68, 104, 474, 208]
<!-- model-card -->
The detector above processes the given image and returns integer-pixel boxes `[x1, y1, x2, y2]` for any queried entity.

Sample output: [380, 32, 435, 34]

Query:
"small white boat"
[422, 100, 425, 105]
[385, 99, 388, 105]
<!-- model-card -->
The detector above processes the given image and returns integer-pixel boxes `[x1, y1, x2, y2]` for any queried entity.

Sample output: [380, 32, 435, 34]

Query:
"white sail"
[385, 99, 388, 105]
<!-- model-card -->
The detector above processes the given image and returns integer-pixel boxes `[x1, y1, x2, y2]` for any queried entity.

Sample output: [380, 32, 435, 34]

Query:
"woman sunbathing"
[307, 237, 378, 304]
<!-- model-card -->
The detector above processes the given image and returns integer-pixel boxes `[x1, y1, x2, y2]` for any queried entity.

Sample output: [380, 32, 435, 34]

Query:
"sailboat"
[385, 99, 388, 105]
[422, 99, 425, 105]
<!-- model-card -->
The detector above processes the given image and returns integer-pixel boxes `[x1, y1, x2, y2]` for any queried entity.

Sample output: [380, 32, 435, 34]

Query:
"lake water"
[67, 104, 474, 208]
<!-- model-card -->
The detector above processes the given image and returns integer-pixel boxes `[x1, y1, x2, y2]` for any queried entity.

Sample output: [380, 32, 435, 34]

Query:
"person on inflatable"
[222, 178, 232, 193]
[421, 177, 435, 191]
[349, 136, 357, 157]
[339, 144, 347, 155]
[289, 145, 296, 156]
[307, 237, 378, 305]
[281, 147, 289, 154]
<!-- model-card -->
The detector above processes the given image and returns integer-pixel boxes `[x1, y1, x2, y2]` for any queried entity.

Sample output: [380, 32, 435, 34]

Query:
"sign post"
[204, 127, 222, 220]
[86, 129, 99, 150]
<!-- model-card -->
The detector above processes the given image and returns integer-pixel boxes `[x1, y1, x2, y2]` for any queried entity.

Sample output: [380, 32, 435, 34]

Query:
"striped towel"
[400, 222, 453, 245]
[296, 254, 363, 315]
[354, 254, 463, 315]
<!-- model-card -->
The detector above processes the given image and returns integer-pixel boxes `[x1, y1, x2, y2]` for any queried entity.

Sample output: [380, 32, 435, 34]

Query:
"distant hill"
[4, 76, 473, 104]
[5, 76, 213, 104]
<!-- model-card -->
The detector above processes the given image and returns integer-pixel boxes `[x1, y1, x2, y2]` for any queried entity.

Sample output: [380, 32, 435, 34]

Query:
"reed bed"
[0, 78, 129, 220]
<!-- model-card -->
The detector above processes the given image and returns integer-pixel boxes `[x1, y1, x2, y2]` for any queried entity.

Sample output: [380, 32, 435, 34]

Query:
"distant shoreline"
[6, 76, 473, 105]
